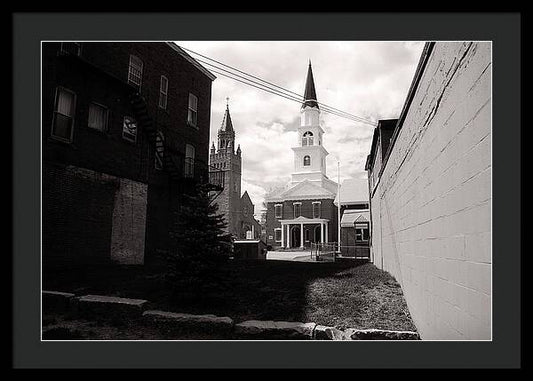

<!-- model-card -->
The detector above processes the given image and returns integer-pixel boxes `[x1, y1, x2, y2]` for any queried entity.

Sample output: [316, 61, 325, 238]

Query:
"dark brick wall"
[42, 45, 150, 183]
[42, 162, 119, 266]
[265, 198, 338, 247]
[79, 42, 212, 166]
[42, 42, 214, 265]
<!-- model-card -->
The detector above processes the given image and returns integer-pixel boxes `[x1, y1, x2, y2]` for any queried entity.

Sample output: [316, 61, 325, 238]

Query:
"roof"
[366, 42, 435, 175]
[340, 210, 370, 227]
[165, 42, 216, 81]
[365, 119, 398, 171]
[302, 61, 319, 109]
[334, 178, 369, 206]
[220, 104, 234, 132]
[265, 179, 336, 202]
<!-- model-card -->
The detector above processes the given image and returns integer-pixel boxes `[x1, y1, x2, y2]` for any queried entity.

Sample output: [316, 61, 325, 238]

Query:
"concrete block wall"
[370, 42, 491, 340]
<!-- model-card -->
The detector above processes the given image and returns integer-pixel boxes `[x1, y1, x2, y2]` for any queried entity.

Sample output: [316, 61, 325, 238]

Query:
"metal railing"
[310, 242, 337, 262]
[310, 242, 370, 262]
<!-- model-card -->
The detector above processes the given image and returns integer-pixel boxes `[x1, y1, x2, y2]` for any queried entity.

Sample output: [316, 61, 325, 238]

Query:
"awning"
[340, 210, 370, 228]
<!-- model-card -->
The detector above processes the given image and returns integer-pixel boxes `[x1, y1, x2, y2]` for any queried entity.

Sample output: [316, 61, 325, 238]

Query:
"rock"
[235, 320, 317, 340]
[42, 291, 75, 314]
[344, 328, 420, 340]
[314, 325, 349, 340]
[77, 295, 148, 320]
[142, 310, 234, 333]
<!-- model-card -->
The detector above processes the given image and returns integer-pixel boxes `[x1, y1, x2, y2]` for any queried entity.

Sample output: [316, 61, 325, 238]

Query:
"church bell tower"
[291, 61, 330, 187]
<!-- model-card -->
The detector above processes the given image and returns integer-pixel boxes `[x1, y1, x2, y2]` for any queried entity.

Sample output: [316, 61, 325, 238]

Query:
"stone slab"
[314, 325, 349, 340]
[42, 290, 76, 314]
[235, 320, 317, 340]
[345, 328, 420, 340]
[77, 294, 148, 319]
[142, 310, 234, 333]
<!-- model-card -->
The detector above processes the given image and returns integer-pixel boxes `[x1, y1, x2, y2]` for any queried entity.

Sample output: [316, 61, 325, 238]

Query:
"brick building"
[240, 191, 261, 240]
[365, 42, 491, 339]
[209, 103, 261, 239]
[42, 42, 222, 267]
[265, 62, 338, 249]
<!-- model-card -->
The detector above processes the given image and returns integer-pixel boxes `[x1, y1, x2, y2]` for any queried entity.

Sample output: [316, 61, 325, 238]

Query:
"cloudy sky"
[175, 41, 425, 216]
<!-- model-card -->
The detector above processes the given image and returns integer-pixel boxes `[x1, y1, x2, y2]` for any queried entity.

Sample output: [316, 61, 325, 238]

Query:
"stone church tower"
[209, 101, 242, 237]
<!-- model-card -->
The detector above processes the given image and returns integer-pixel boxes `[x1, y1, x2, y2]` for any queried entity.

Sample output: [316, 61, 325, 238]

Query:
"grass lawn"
[43, 259, 416, 332]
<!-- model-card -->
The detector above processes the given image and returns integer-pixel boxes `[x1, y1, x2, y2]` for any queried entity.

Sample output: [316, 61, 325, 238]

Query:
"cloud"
[176, 41, 425, 208]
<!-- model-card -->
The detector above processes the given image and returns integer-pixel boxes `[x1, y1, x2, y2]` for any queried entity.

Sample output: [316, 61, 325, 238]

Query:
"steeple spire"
[302, 61, 319, 109]
[219, 97, 234, 132]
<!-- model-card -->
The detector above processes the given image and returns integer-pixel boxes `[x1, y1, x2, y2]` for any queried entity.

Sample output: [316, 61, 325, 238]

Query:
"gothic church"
[210, 102, 261, 240]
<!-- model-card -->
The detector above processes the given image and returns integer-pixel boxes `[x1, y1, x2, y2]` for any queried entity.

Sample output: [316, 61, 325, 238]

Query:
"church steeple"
[220, 97, 234, 132]
[217, 98, 236, 153]
[302, 61, 319, 109]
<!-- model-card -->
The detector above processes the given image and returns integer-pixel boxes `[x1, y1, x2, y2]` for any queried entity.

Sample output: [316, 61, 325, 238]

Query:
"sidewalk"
[266, 251, 312, 262]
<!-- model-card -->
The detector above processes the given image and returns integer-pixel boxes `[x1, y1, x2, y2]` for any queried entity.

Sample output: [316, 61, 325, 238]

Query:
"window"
[187, 93, 198, 127]
[303, 155, 311, 166]
[155, 132, 164, 170]
[87, 102, 108, 131]
[274, 228, 282, 242]
[122, 116, 137, 142]
[60, 42, 81, 56]
[293, 202, 302, 218]
[243, 206, 248, 217]
[51, 87, 76, 142]
[302, 131, 314, 146]
[184, 144, 195, 177]
[159, 75, 168, 109]
[312, 202, 321, 218]
[275, 204, 283, 219]
[128, 55, 143, 92]
[355, 223, 370, 242]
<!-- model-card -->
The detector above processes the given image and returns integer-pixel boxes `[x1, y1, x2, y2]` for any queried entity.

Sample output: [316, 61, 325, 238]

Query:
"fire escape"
[128, 92, 224, 197]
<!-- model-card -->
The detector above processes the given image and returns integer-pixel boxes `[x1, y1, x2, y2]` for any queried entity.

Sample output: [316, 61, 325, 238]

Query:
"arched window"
[302, 131, 314, 146]
[303, 155, 311, 166]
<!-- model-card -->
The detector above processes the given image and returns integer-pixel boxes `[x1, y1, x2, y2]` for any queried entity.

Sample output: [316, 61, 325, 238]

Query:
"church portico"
[280, 216, 329, 249]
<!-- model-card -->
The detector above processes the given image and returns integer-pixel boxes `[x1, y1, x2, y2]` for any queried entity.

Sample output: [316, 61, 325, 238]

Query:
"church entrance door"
[314, 225, 321, 243]
[291, 226, 301, 248]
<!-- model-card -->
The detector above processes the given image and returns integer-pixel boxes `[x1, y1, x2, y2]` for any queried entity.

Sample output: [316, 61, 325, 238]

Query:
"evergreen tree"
[165, 183, 232, 288]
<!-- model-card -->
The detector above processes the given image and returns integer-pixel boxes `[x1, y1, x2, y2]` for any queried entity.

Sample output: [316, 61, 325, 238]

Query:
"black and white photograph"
[40, 39, 492, 341]
[12, 11, 521, 369]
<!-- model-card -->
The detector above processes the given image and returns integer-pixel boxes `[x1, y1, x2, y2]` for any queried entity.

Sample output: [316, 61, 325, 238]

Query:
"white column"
[320, 222, 324, 243]
[280, 223, 285, 247]
[300, 223, 304, 249]
[325, 223, 328, 243]
[286, 224, 290, 248]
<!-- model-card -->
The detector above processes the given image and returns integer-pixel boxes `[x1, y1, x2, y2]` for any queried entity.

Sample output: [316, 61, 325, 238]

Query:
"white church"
[265, 62, 339, 249]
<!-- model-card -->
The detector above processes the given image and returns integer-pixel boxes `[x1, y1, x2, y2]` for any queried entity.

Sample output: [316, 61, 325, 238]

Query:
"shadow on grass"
[43, 258, 415, 331]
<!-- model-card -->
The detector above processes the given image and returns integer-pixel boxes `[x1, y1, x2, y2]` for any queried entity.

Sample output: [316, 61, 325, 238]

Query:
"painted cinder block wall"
[369, 42, 491, 340]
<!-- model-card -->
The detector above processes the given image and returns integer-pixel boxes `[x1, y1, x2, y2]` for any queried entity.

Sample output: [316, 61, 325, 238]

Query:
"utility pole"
[337, 160, 341, 253]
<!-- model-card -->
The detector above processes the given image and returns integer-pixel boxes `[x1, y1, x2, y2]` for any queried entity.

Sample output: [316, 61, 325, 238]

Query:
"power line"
[183, 46, 376, 126]
[179, 45, 377, 127]
[201, 63, 370, 124]
[206, 67, 372, 124]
